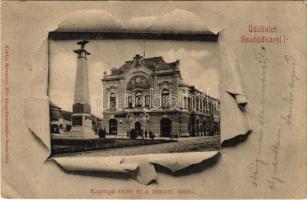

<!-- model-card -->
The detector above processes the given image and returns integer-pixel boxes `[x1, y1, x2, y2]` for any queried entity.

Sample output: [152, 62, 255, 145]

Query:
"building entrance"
[135, 121, 142, 137]
[109, 119, 117, 135]
[160, 118, 171, 137]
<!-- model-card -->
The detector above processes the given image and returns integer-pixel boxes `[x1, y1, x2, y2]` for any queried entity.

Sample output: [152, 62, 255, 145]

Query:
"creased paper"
[24, 9, 251, 184]
[53, 156, 137, 172]
[51, 151, 219, 185]
[1, 180, 22, 198]
[219, 34, 252, 145]
[149, 151, 219, 172]
[24, 97, 50, 150]
[57, 10, 124, 32]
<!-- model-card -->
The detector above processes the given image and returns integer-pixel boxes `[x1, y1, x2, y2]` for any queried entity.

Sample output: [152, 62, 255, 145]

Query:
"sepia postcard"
[48, 35, 220, 157]
[1, 1, 306, 199]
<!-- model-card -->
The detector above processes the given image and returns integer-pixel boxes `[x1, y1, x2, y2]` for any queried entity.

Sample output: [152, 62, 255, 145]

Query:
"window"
[135, 91, 143, 108]
[208, 102, 212, 114]
[203, 99, 206, 112]
[145, 95, 150, 108]
[184, 96, 188, 109]
[205, 98, 209, 113]
[161, 89, 169, 109]
[109, 93, 116, 109]
[128, 96, 133, 108]
[196, 97, 199, 111]
[192, 97, 195, 110]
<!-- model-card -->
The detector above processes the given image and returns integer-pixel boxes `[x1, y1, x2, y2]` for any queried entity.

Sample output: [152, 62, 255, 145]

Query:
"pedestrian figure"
[97, 126, 101, 137]
[98, 127, 106, 138]
[102, 128, 106, 138]
[130, 128, 136, 139]
[149, 130, 155, 140]
[145, 131, 148, 138]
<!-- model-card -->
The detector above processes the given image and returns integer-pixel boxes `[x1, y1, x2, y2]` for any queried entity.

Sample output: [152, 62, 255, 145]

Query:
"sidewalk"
[104, 134, 220, 141]
[52, 132, 220, 142]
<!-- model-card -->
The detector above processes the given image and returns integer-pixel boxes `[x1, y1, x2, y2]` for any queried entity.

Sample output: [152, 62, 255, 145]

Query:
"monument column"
[69, 40, 98, 139]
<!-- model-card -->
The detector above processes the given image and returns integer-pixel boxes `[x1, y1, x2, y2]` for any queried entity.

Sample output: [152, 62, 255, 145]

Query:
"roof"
[49, 101, 61, 109]
[91, 114, 102, 121]
[50, 109, 62, 119]
[109, 55, 179, 76]
[61, 110, 72, 120]
[178, 79, 192, 88]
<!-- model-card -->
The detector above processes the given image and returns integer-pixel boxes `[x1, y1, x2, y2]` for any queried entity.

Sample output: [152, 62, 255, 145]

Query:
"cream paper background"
[1, 1, 306, 198]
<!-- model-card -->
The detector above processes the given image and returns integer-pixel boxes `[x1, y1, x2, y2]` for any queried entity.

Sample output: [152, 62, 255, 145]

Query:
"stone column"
[69, 40, 98, 139]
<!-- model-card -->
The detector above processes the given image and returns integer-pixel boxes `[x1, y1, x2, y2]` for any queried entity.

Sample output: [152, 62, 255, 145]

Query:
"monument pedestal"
[68, 113, 98, 139]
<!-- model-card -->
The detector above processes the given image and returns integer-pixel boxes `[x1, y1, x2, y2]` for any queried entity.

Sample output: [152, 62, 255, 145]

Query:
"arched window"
[135, 91, 144, 108]
[109, 93, 116, 109]
[128, 96, 133, 108]
[161, 89, 169, 109]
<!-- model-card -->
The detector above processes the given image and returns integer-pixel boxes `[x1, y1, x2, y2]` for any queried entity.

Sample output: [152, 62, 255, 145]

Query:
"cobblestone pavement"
[55, 136, 220, 157]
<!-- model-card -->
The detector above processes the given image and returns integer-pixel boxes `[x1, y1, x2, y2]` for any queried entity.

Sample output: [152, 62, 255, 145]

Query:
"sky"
[49, 39, 220, 117]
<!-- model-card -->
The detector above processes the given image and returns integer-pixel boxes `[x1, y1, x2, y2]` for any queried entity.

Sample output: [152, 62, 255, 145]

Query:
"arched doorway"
[109, 119, 117, 135]
[160, 118, 171, 137]
[135, 121, 142, 137]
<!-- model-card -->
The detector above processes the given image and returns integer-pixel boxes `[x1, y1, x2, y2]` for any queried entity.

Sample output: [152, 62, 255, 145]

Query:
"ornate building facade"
[102, 54, 220, 138]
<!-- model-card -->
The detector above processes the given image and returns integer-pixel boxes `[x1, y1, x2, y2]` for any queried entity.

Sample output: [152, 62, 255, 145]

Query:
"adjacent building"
[49, 101, 102, 135]
[49, 101, 63, 134]
[102, 54, 220, 138]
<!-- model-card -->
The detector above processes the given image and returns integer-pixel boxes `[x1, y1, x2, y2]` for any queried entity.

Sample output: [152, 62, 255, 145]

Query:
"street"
[53, 136, 220, 157]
